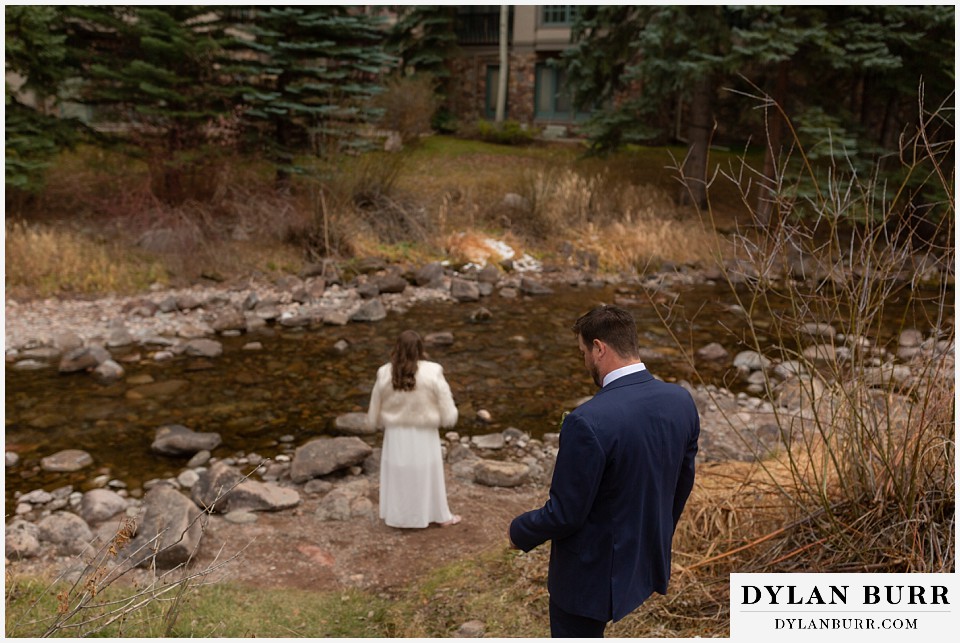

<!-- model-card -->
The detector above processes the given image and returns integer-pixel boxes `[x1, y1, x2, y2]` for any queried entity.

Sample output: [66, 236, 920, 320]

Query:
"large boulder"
[451, 279, 481, 302]
[191, 461, 301, 513]
[79, 488, 128, 524]
[351, 299, 387, 322]
[37, 512, 93, 556]
[126, 485, 203, 568]
[59, 345, 111, 373]
[290, 437, 373, 483]
[184, 339, 223, 358]
[152, 424, 222, 456]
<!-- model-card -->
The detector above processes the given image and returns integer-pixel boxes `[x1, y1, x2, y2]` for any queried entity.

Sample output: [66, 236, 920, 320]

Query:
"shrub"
[470, 120, 539, 146]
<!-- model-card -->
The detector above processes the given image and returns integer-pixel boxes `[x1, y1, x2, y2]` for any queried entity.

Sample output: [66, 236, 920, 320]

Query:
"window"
[485, 66, 508, 119]
[534, 63, 591, 121]
[541, 5, 578, 26]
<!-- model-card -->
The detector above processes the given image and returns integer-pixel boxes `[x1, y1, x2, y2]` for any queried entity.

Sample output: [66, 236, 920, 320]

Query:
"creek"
[4, 279, 950, 512]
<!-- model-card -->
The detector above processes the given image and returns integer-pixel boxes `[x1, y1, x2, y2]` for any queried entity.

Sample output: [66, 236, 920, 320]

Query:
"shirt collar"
[602, 361, 647, 388]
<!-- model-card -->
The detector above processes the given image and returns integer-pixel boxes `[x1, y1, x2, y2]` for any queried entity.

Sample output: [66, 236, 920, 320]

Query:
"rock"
[93, 359, 125, 384]
[377, 273, 408, 294]
[774, 377, 826, 409]
[457, 620, 486, 638]
[37, 511, 94, 556]
[19, 489, 53, 504]
[733, 350, 771, 372]
[152, 424, 222, 456]
[177, 469, 201, 488]
[41, 449, 94, 472]
[290, 437, 374, 483]
[473, 460, 530, 487]
[470, 307, 493, 322]
[53, 331, 84, 352]
[477, 263, 501, 284]
[5, 519, 41, 559]
[899, 329, 924, 348]
[773, 360, 808, 379]
[802, 343, 850, 364]
[797, 322, 836, 341]
[471, 433, 504, 450]
[79, 488, 128, 523]
[519, 277, 553, 296]
[323, 310, 352, 326]
[186, 450, 212, 468]
[334, 412, 376, 436]
[106, 323, 134, 347]
[425, 332, 454, 346]
[351, 299, 387, 322]
[59, 345, 111, 373]
[191, 461, 300, 513]
[357, 282, 380, 299]
[415, 262, 445, 287]
[316, 479, 373, 521]
[353, 257, 386, 275]
[212, 308, 247, 333]
[451, 279, 480, 302]
[6, 451, 20, 467]
[696, 342, 729, 361]
[126, 485, 203, 568]
[184, 338, 223, 358]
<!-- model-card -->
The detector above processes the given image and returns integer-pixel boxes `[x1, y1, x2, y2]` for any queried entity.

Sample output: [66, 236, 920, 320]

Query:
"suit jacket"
[509, 369, 699, 622]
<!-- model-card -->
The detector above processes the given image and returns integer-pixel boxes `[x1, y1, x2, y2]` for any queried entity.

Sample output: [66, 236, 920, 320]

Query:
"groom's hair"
[573, 305, 640, 359]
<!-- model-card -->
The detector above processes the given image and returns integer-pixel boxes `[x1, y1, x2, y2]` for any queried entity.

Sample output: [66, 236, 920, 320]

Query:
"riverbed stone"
[425, 332, 454, 346]
[37, 511, 94, 555]
[377, 273, 409, 294]
[6, 519, 41, 559]
[696, 342, 729, 361]
[334, 412, 376, 436]
[187, 450, 212, 468]
[6, 451, 20, 467]
[191, 461, 300, 513]
[474, 460, 530, 487]
[290, 437, 374, 483]
[315, 479, 373, 521]
[471, 433, 505, 450]
[898, 329, 924, 348]
[79, 488, 128, 523]
[351, 298, 387, 322]
[733, 350, 771, 372]
[93, 359, 125, 384]
[797, 322, 836, 341]
[54, 331, 85, 352]
[451, 278, 480, 302]
[519, 277, 553, 296]
[20, 489, 54, 504]
[415, 262, 444, 287]
[212, 308, 247, 333]
[184, 338, 223, 358]
[126, 485, 203, 568]
[41, 449, 94, 472]
[58, 345, 111, 373]
[152, 424, 222, 456]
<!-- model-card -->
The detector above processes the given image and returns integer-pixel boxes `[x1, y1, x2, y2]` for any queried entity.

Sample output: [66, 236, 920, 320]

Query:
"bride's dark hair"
[390, 330, 424, 391]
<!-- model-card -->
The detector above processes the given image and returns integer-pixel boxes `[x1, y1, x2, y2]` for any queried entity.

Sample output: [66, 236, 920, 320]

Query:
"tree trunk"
[680, 74, 712, 208]
[495, 5, 508, 123]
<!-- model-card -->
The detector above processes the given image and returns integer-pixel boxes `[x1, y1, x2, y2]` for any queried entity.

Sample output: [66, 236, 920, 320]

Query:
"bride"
[367, 330, 462, 528]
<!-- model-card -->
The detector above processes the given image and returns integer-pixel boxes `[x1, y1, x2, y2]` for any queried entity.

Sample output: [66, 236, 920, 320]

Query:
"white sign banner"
[731, 573, 958, 640]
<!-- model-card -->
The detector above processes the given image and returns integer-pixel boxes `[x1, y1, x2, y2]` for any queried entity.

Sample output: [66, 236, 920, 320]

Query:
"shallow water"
[4, 280, 950, 510]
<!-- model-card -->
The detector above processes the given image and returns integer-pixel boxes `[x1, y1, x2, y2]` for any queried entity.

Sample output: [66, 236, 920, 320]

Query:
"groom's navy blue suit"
[510, 369, 700, 625]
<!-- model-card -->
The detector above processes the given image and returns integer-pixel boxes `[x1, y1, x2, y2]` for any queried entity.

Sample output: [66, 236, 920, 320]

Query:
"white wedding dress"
[379, 425, 454, 528]
[367, 360, 459, 528]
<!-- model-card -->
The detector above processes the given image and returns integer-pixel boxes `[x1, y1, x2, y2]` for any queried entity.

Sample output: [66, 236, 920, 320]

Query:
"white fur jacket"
[367, 360, 459, 431]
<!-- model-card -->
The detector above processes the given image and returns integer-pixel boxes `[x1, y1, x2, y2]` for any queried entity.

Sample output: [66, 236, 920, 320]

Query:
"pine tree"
[5, 5, 78, 193]
[61, 5, 236, 204]
[229, 6, 395, 187]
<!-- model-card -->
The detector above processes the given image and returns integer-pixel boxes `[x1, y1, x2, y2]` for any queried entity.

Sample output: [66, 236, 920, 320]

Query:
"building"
[448, 5, 591, 134]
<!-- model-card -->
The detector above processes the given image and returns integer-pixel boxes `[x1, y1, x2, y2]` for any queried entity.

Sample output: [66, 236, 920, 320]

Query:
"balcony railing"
[455, 8, 513, 46]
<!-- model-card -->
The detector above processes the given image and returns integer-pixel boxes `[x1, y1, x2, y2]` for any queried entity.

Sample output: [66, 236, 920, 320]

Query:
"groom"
[509, 304, 700, 637]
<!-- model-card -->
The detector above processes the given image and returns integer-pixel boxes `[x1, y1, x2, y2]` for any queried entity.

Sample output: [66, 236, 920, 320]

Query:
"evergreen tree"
[61, 5, 236, 204]
[5, 5, 78, 193]
[228, 6, 395, 187]
[562, 5, 954, 214]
